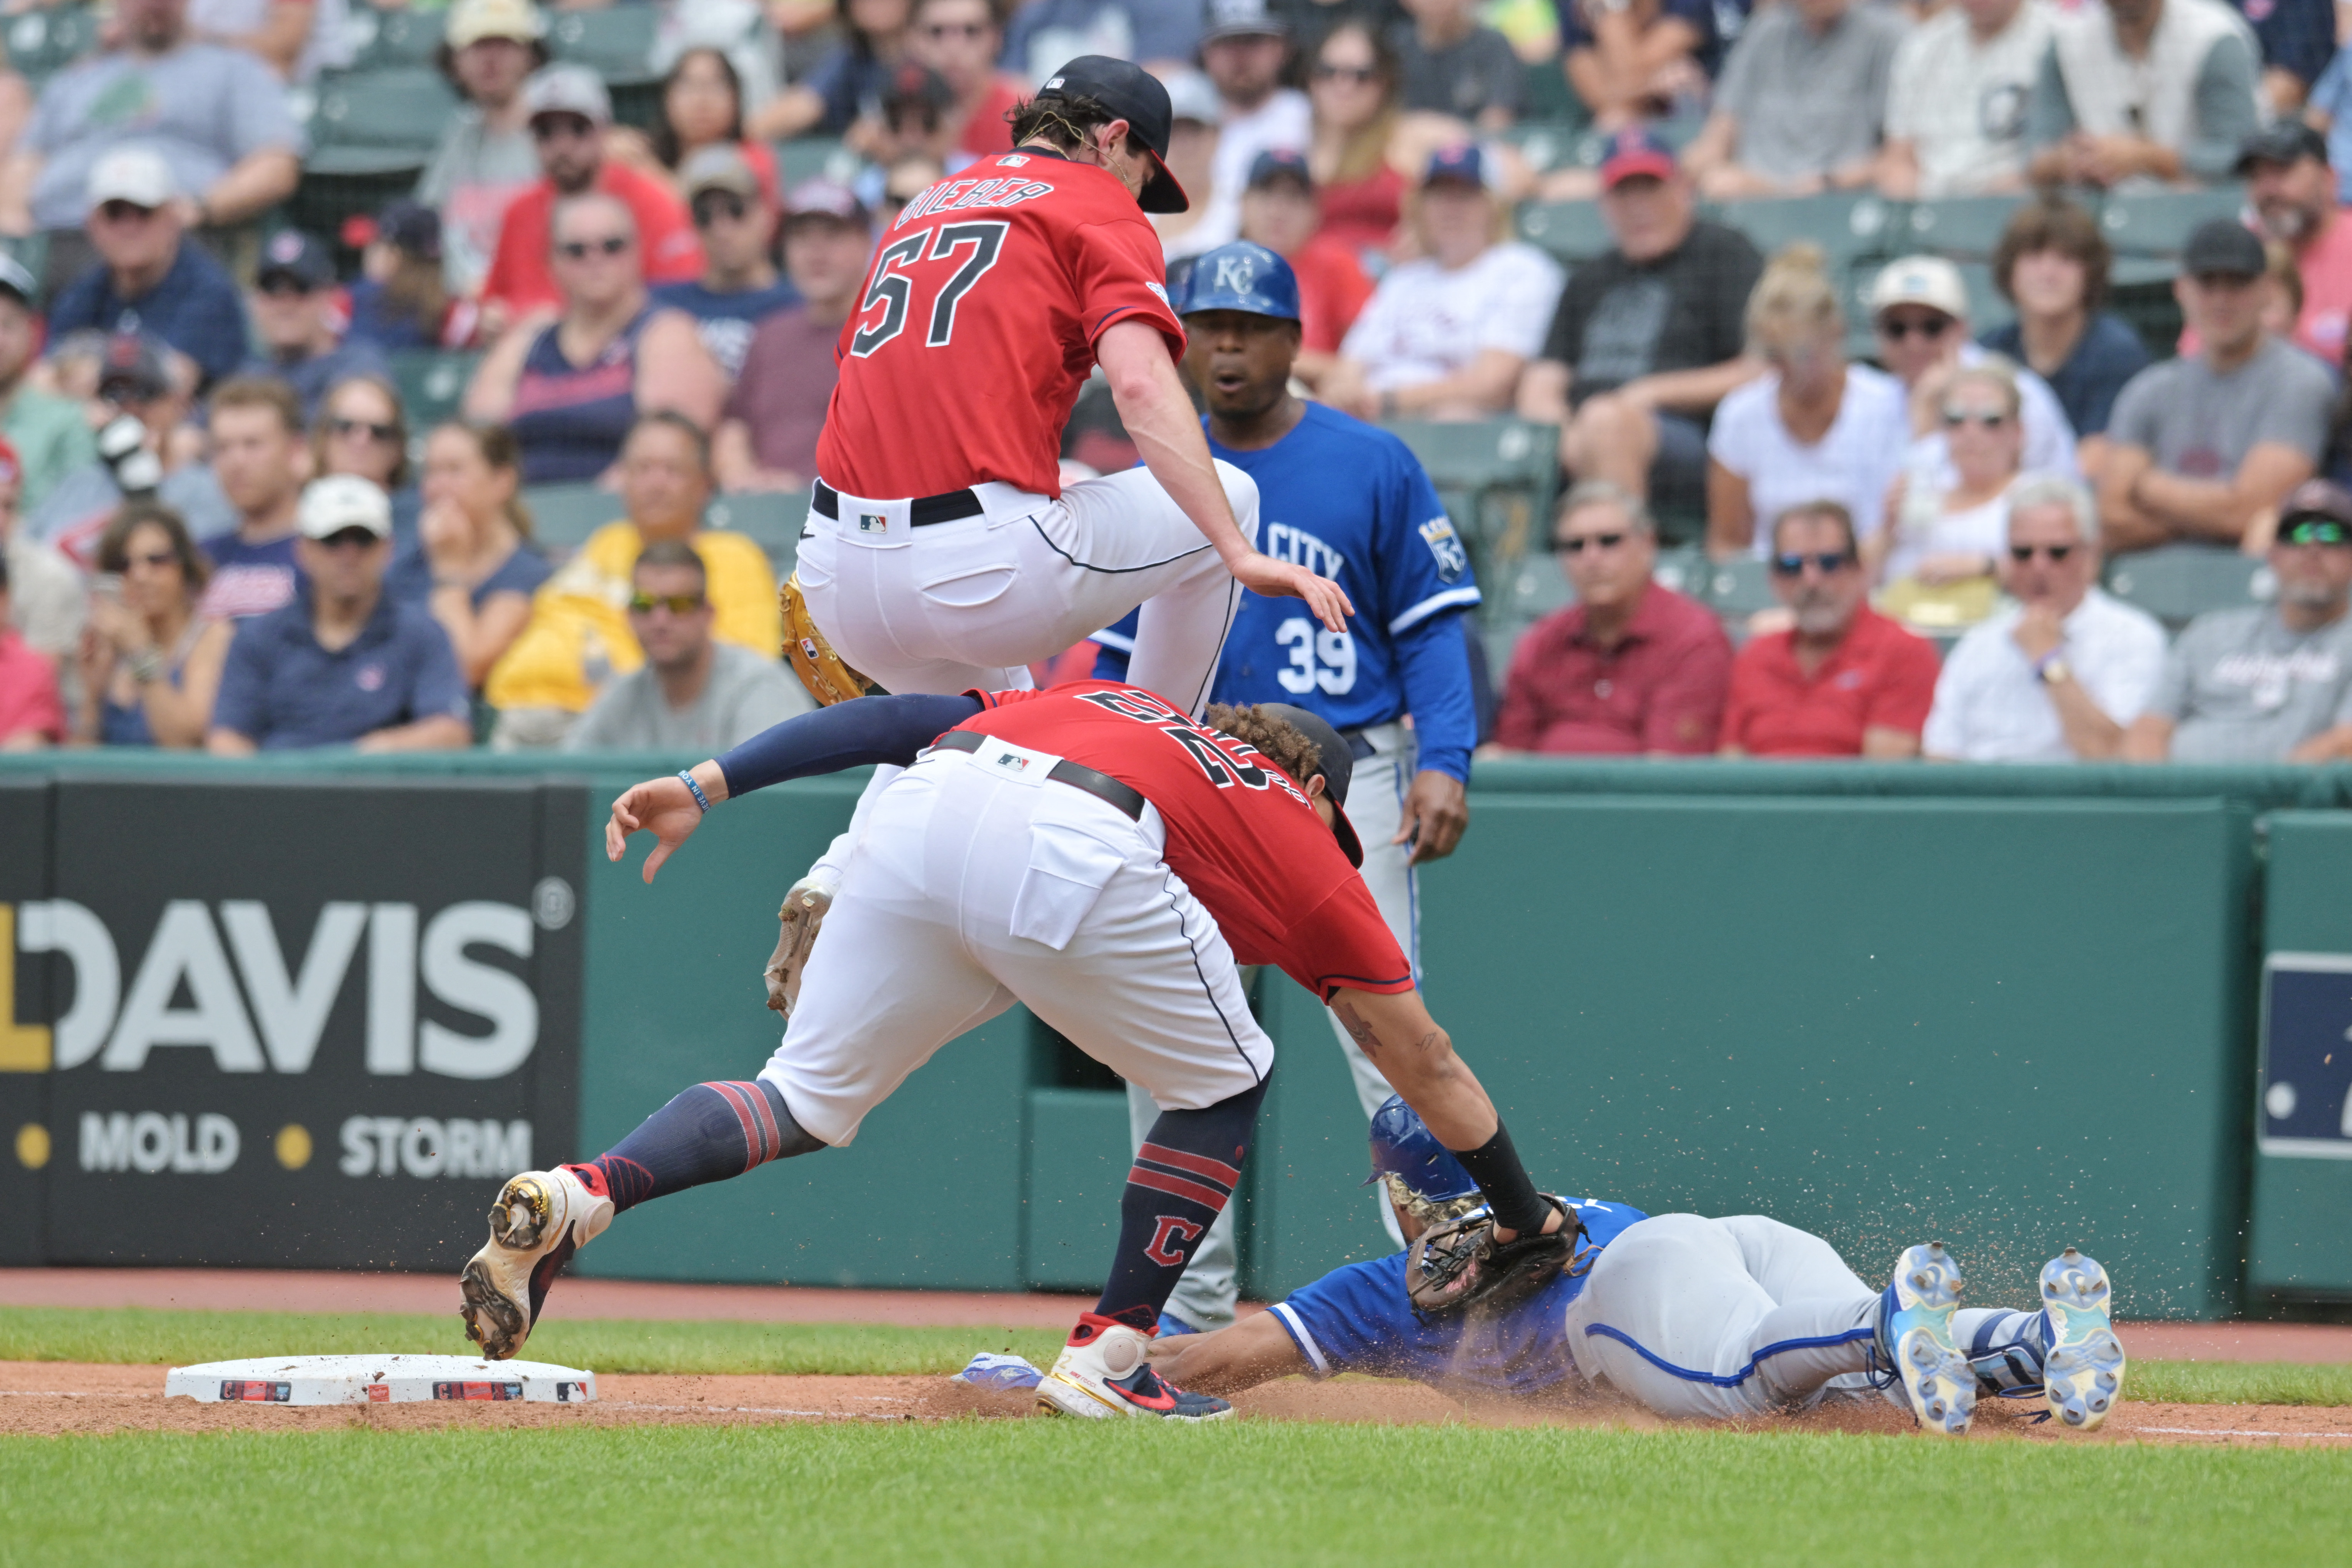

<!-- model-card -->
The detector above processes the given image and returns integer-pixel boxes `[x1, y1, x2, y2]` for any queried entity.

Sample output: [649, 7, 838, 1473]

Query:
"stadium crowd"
[2, 0, 2352, 769]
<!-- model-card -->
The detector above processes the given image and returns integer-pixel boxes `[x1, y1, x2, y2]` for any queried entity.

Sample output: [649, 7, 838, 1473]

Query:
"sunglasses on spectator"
[315, 527, 381, 550]
[1313, 63, 1379, 83]
[2282, 519, 2352, 546]
[257, 275, 316, 298]
[1771, 551, 1854, 576]
[628, 592, 707, 615]
[692, 193, 749, 227]
[1877, 314, 1953, 341]
[920, 20, 989, 38]
[330, 416, 399, 443]
[97, 200, 157, 223]
[2009, 543, 2076, 563]
[125, 549, 177, 570]
[1557, 531, 1626, 553]
[1941, 406, 2009, 428]
[532, 115, 596, 141]
[558, 235, 631, 260]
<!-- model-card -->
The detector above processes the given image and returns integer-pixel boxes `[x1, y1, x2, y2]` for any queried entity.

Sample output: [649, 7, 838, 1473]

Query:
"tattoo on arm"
[1333, 1002, 1381, 1058]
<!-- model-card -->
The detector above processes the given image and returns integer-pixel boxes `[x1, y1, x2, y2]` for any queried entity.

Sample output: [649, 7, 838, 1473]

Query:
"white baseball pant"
[1560, 1213, 1884, 1419]
[760, 739, 1274, 1147]
[796, 464, 1262, 885]
[1131, 722, 1418, 1329]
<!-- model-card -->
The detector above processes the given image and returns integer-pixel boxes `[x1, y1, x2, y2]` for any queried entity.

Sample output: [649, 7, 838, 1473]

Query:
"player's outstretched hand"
[1231, 550, 1353, 633]
[606, 775, 705, 883]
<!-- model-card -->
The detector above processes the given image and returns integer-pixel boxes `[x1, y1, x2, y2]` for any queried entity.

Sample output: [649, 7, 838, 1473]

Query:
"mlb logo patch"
[859, 512, 888, 533]
[992, 751, 1033, 773]
[1000, 154, 1029, 167]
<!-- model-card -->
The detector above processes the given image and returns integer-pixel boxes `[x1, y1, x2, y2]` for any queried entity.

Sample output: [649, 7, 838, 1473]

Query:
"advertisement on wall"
[0, 778, 583, 1270]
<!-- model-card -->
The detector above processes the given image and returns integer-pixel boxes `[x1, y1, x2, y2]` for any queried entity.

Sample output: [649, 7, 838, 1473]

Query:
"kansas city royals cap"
[1258, 702, 1364, 868]
[1362, 1095, 1480, 1201]
[1034, 55, 1187, 215]
[1174, 240, 1301, 322]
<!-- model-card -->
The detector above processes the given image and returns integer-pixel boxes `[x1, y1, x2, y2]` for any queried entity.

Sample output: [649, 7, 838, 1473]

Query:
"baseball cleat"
[459, 1167, 613, 1360]
[1036, 1313, 1233, 1422]
[2039, 1248, 2126, 1431]
[1876, 1242, 1976, 1437]
[763, 876, 836, 1017]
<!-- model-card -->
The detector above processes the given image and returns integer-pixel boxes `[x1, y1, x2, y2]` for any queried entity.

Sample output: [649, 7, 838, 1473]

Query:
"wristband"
[677, 770, 713, 812]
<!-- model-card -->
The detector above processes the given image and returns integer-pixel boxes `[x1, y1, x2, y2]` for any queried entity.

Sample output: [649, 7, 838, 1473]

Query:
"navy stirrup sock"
[1094, 1079, 1269, 1332]
[566, 1079, 822, 1214]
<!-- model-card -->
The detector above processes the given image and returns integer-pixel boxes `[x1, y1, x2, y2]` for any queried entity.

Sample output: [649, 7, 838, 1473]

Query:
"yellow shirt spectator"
[485, 519, 780, 713]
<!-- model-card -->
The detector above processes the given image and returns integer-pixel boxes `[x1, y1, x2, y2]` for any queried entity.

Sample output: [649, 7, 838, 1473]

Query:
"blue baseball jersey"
[1092, 404, 1482, 781]
[1267, 1198, 1650, 1396]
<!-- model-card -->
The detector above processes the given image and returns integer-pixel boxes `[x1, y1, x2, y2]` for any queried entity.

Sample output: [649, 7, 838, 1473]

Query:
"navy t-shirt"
[651, 277, 801, 380]
[211, 586, 471, 748]
[198, 531, 302, 621]
[1562, 0, 1725, 77]
[48, 242, 249, 389]
[1978, 312, 2151, 439]
[383, 541, 552, 611]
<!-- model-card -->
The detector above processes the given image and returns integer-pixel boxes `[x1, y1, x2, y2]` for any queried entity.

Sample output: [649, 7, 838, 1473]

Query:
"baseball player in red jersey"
[458, 685, 1565, 1422]
[771, 55, 1354, 1016]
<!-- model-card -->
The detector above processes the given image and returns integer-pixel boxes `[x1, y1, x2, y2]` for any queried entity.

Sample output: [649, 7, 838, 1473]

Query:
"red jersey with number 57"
[814, 151, 1185, 501]
[959, 682, 1414, 1001]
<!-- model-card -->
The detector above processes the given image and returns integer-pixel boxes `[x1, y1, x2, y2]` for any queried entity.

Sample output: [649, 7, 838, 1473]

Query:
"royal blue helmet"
[1171, 240, 1301, 322]
[1363, 1094, 1478, 1202]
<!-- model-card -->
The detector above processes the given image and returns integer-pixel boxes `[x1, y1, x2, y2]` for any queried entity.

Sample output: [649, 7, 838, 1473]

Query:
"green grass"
[0, 1305, 1068, 1375]
[3, 1304, 2347, 1405]
[0, 1423, 2346, 1567]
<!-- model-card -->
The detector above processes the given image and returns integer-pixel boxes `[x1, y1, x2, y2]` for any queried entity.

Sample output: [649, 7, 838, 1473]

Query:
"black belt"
[931, 730, 1146, 821]
[1335, 727, 1377, 761]
[812, 480, 986, 527]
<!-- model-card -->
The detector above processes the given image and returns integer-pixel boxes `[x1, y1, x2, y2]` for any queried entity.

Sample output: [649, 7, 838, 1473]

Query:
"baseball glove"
[1406, 1196, 1586, 1320]
[781, 573, 886, 707]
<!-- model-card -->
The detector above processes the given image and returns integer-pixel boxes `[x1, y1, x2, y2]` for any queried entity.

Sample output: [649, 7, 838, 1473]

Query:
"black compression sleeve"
[713, 693, 985, 799]
[1450, 1120, 1551, 1235]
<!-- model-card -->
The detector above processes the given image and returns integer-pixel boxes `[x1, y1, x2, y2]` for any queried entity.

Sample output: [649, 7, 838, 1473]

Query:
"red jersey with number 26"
[959, 682, 1414, 1001]
[815, 152, 1186, 501]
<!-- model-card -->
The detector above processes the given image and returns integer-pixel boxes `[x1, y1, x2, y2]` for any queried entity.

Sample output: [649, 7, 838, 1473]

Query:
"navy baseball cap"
[256, 228, 335, 290]
[1600, 127, 1678, 188]
[1258, 701, 1363, 867]
[1175, 241, 1302, 322]
[1034, 55, 1187, 214]
[1363, 1095, 1479, 1201]
[2181, 218, 2266, 279]
[1424, 143, 1485, 188]
[2238, 119, 2330, 173]
[1246, 147, 1313, 191]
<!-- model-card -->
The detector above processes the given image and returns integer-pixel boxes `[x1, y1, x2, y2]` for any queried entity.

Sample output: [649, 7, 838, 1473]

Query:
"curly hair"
[1204, 702, 1325, 793]
[1380, 1172, 1484, 1230]
[1008, 90, 1119, 154]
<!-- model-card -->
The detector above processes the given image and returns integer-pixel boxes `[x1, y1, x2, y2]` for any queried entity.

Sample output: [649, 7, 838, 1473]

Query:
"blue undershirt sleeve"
[1393, 608, 1476, 784]
[713, 693, 985, 799]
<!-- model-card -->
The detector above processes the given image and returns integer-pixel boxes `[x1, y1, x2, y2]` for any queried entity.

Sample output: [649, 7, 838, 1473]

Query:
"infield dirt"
[4, 1361, 2347, 1445]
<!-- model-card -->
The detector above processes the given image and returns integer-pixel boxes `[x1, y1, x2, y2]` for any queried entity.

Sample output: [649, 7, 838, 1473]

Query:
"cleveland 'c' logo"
[1145, 1215, 1204, 1267]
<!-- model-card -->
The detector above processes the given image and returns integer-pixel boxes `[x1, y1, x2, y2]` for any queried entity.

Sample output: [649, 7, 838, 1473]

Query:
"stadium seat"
[4, 5, 99, 82]
[2098, 185, 2248, 256]
[1897, 194, 2028, 261]
[523, 484, 620, 555]
[1382, 418, 1561, 578]
[548, 6, 659, 83]
[2102, 544, 2275, 630]
[1712, 191, 1904, 270]
[388, 350, 479, 441]
[1497, 119, 1586, 176]
[704, 492, 807, 572]
[1695, 553, 1776, 622]
[308, 68, 457, 153]
[1516, 199, 1616, 263]
[345, 4, 445, 71]
[1954, 259, 2013, 333]
[776, 137, 860, 189]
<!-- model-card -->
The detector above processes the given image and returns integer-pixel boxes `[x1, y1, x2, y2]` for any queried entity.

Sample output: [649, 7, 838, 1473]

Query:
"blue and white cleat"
[1876, 1242, 1976, 1437]
[2039, 1248, 2126, 1431]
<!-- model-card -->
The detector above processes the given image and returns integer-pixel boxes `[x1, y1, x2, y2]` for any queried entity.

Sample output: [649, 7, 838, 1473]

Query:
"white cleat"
[1036, 1315, 1234, 1422]
[459, 1167, 613, 1361]
[764, 877, 836, 1018]
[1876, 1242, 1976, 1437]
[2040, 1248, 2126, 1431]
